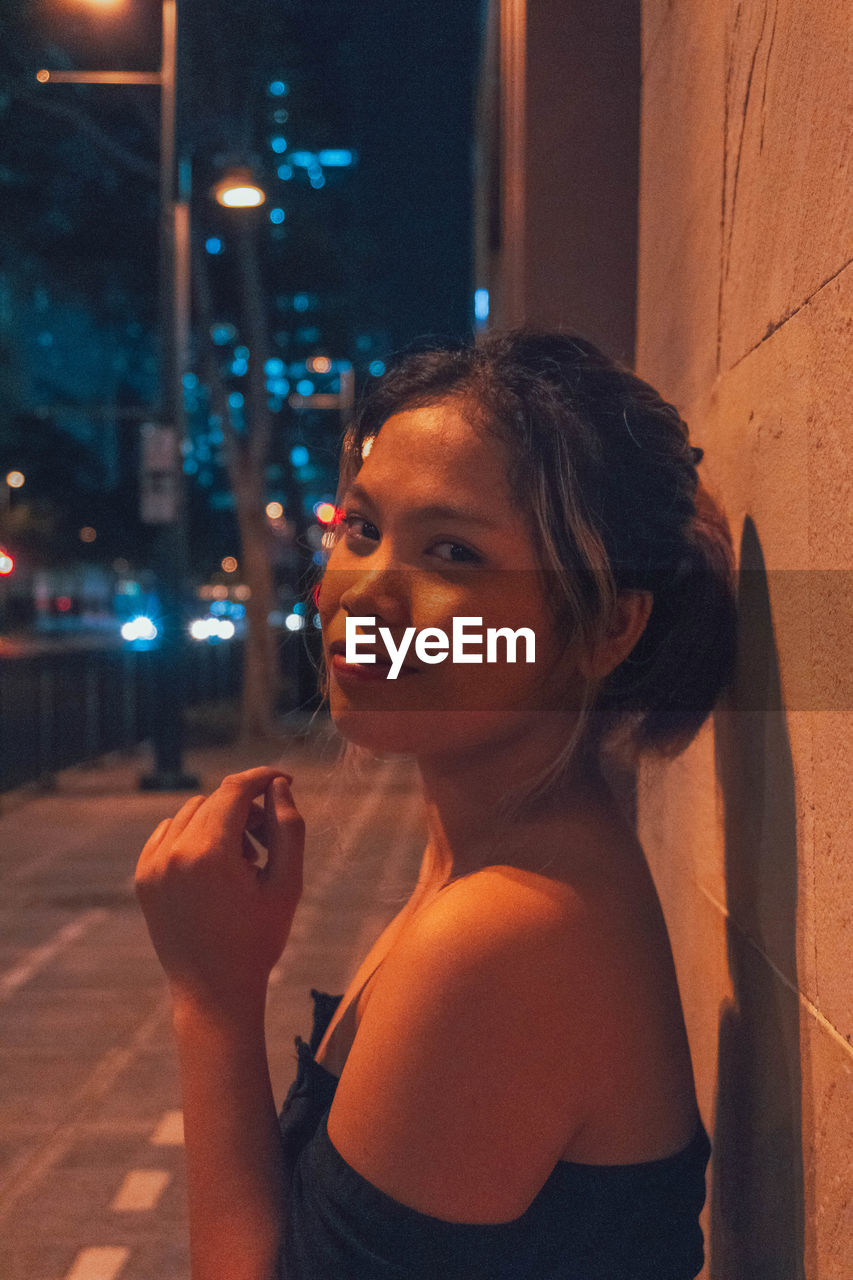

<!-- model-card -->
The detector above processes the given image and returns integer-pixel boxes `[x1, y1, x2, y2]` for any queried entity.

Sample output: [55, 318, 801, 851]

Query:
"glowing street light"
[213, 169, 266, 208]
[5, 472, 25, 489]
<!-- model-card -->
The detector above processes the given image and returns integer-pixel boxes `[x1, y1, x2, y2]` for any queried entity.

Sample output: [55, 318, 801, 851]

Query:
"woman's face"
[316, 398, 584, 758]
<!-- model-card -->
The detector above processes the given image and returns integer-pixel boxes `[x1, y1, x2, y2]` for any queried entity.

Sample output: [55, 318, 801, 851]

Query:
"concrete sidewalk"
[0, 714, 427, 1279]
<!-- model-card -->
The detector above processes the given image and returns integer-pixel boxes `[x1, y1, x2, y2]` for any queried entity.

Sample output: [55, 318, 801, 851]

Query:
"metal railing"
[0, 637, 241, 794]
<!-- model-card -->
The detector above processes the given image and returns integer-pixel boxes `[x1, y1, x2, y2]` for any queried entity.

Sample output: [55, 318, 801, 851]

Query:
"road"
[0, 719, 427, 1280]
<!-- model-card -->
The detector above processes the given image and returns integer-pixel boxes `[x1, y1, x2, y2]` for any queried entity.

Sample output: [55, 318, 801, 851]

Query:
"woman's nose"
[339, 567, 411, 628]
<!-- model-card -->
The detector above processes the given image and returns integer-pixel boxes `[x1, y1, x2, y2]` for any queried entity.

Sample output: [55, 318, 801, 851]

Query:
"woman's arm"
[171, 994, 283, 1280]
[135, 766, 304, 1280]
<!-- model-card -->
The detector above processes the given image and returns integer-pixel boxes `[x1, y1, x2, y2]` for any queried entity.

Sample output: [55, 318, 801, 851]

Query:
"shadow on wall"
[710, 517, 807, 1279]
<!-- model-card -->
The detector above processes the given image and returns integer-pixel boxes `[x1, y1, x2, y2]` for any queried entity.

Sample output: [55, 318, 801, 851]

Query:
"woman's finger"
[263, 776, 304, 891]
[141, 817, 172, 857]
[165, 794, 209, 843]
[202, 768, 294, 852]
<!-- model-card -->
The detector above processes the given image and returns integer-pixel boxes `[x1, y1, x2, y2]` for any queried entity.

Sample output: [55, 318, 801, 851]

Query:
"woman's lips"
[330, 652, 417, 682]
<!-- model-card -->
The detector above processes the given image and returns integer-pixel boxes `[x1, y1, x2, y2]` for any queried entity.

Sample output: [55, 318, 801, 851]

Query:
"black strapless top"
[277, 988, 711, 1279]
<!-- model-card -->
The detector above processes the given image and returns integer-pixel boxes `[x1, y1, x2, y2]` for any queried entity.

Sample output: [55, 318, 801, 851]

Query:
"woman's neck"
[414, 721, 620, 890]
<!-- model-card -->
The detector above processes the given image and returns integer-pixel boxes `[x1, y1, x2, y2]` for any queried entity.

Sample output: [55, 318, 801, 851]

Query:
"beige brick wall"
[637, 3, 852, 1276]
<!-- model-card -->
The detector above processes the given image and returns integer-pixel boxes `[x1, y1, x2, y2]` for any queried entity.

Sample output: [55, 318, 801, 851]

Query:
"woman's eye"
[340, 514, 379, 542]
[339, 515, 480, 565]
[431, 541, 481, 565]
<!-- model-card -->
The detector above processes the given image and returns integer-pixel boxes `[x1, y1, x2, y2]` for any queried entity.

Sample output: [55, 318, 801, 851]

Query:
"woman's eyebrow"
[342, 482, 502, 529]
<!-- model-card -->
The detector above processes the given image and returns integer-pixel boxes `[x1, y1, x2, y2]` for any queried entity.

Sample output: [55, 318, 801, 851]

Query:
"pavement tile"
[0, 723, 425, 1276]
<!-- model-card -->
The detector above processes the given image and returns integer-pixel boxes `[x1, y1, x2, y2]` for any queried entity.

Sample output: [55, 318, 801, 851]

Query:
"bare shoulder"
[325, 867, 591, 1223]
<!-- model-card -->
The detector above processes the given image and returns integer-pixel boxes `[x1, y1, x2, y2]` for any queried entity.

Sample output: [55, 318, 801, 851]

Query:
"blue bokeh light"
[290, 444, 309, 467]
[269, 207, 285, 224]
[318, 149, 354, 167]
[270, 136, 287, 154]
[369, 360, 386, 376]
[205, 237, 223, 255]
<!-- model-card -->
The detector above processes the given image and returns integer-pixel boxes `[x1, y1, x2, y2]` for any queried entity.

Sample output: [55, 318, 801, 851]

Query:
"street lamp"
[37, 7, 270, 788]
[38, 1, 200, 789]
[213, 168, 266, 209]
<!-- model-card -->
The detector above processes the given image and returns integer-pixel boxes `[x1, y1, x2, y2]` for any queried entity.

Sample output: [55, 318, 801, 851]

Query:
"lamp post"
[38, 1, 200, 788]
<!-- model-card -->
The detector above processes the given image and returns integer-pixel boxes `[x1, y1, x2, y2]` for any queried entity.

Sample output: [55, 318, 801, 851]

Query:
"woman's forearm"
[172, 993, 285, 1280]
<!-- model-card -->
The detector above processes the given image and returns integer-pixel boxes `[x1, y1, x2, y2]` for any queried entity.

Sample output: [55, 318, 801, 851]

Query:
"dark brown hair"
[312, 328, 738, 811]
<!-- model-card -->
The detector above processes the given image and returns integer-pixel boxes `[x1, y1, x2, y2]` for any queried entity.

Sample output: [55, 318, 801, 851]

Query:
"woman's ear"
[577, 591, 654, 682]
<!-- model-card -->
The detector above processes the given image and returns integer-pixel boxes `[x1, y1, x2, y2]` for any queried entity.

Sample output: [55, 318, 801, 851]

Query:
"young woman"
[136, 330, 738, 1279]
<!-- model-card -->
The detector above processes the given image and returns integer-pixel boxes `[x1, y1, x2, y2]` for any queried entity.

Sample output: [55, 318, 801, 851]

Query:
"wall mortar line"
[693, 878, 853, 1060]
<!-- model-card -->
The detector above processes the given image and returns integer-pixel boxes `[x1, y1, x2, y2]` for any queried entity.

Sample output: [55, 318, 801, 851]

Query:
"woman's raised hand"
[134, 766, 305, 1020]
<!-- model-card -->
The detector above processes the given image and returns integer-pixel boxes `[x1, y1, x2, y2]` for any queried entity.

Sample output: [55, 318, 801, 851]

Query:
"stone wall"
[636, 3, 852, 1276]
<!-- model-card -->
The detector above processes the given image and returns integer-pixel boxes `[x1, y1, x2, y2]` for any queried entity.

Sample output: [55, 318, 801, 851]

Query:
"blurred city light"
[264, 357, 285, 376]
[265, 501, 284, 519]
[289, 152, 314, 168]
[277, 164, 293, 181]
[189, 617, 236, 642]
[79, 526, 97, 542]
[122, 616, 158, 643]
[309, 355, 332, 373]
[296, 378, 314, 395]
[285, 613, 304, 631]
[369, 360, 386, 376]
[221, 556, 238, 573]
[314, 501, 337, 524]
[318, 149, 354, 167]
[290, 444, 309, 467]
[474, 288, 490, 322]
[270, 137, 287, 154]
[268, 80, 289, 96]
[213, 170, 266, 208]
[0, 550, 14, 575]
[269, 207, 285, 224]
[205, 237, 223, 254]
[228, 392, 244, 408]
[6, 471, 25, 488]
